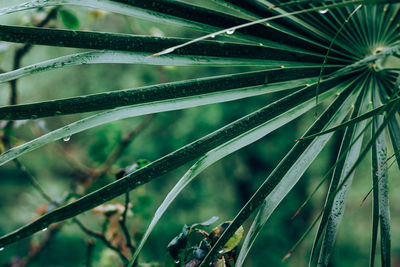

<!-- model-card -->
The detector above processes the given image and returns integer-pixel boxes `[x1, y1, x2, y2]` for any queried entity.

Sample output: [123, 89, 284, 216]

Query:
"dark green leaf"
[167, 225, 190, 260]
[59, 9, 80, 29]
[200, 74, 363, 266]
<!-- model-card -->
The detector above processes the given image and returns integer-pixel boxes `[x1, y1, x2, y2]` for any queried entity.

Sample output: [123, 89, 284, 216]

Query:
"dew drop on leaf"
[226, 29, 235, 34]
[42, 228, 48, 232]
[0, 247, 4, 251]
[210, 34, 215, 38]
[319, 9, 329, 14]
[63, 136, 71, 142]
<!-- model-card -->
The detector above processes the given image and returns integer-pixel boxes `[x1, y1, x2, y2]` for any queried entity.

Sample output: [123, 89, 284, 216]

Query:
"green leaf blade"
[0, 74, 354, 247]
[128, 78, 342, 266]
[317, 87, 370, 266]
[372, 86, 391, 267]
[202, 74, 363, 267]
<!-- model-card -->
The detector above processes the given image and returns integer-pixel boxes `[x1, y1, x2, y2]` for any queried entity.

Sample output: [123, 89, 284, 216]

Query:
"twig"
[13, 159, 55, 204]
[31, 120, 94, 176]
[119, 192, 135, 256]
[94, 115, 153, 177]
[85, 240, 96, 267]
[24, 115, 154, 265]
[73, 218, 129, 264]
[14, 223, 63, 267]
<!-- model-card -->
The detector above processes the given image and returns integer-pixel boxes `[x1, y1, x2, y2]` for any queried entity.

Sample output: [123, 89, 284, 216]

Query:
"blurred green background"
[0, 2, 399, 266]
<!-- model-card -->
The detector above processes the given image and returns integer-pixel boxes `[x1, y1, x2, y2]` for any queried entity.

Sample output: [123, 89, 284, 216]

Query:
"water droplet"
[218, 249, 225, 254]
[336, 92, 340, 96]
[226, 29, 235, 35]
[0, 247, 3, 251]
[280, 65, 285, 68]
[42, 228, 48, 232]
[259, 43, 264, 46]
[319, 9, 329, 14]
[210, 34, 215, 38]
[63, 136, 71, 142]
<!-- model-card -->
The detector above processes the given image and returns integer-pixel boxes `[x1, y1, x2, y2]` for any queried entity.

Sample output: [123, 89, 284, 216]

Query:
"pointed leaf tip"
[151, 48, 175, 57]
[291, 208, 302, 220]
[282, 252, 292, 262]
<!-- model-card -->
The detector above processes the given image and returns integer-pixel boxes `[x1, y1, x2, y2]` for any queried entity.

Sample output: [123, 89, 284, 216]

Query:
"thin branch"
[119, 192, 135, 256]
[94, 115, 153, 178]
[14, 223, 63, 267]
[73, 218, 129, 264]
[13, 159, 55, 204]
[86, 240, 95, 267]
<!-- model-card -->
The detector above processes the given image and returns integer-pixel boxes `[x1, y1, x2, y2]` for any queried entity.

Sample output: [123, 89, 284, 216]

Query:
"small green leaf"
[209, 221, 244, 253]
[59, 9, 79, 29]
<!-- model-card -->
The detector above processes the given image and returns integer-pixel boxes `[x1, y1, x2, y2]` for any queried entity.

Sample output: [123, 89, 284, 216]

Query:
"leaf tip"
[360, 195, 368, 207]
[291, 208, 301, 220]
[282, 251, 292, 262]
[151, 48, 175, 57]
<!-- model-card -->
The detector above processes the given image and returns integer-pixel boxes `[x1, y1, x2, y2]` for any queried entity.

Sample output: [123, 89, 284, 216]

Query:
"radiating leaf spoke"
[0, 50, 335, 85]
[0, 73, 356, 247]
[0, 68, 330, 120]
[388, 118, 400, 169]
[128, 77, 344, 266]
[0, 1, 399, 265]
[316, 84, 370, 267]
[0, 24, 333, 60]
[372, 85, 391, 267]
[236, 75, 366, 267]
[200, 74, 364, 267]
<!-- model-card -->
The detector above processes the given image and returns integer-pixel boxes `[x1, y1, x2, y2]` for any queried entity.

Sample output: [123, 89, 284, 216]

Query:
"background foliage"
[0, 0, 399, 266]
